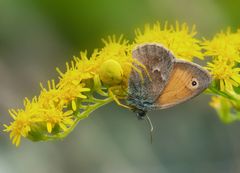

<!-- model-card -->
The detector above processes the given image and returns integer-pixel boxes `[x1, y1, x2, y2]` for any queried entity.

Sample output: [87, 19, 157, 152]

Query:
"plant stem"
[43, 97, 113, 141]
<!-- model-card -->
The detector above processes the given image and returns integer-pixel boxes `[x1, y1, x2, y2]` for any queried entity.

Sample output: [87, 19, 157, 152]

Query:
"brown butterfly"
[127, 43, 212, 120]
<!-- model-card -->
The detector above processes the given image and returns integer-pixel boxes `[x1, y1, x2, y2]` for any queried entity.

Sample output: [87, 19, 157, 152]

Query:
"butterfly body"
[127, 43, 212, 117]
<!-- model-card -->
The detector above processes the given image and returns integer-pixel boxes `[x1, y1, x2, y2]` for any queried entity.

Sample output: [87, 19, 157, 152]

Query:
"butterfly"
[127, 43, 212, 120]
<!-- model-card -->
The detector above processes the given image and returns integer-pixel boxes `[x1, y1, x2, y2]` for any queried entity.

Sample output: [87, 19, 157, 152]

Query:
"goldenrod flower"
[4, 97, 41, 146]
[42, 107, 74, 133]
[204, 28, 240, 92]
[203, 28, 240, 64]
[134, 21, 203, 61]
[97, 35, 132, 86]
[4, 36, 131, 146]
[3, 23, 207, 146]
[100, 35, 129, 57]
[209, 96, 221, 110]
[6, 21, 240, 146]
[206, 59, 240, 91]
[209, 96, 239, 123]
[39, 80, 62, 108]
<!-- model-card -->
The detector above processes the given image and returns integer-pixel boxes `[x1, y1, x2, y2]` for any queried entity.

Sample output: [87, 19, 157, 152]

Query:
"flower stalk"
[4, 21, 240, 146]
[42, 97, 113, 141]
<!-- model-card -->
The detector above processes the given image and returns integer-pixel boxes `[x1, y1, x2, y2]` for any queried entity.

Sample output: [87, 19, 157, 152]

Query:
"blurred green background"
[1, 0, 240, 173]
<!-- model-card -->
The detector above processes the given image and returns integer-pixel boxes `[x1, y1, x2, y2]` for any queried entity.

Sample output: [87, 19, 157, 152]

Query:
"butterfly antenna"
[144, 115, 154, 143]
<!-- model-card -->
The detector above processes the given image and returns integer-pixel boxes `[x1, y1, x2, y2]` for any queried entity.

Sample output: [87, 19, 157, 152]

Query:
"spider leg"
[108, 86, 132, 109]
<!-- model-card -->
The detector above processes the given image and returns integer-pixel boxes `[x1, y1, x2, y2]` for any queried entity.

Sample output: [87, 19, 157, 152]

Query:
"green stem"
[43, 97, 113, 141]
[206, 87, 240, 103]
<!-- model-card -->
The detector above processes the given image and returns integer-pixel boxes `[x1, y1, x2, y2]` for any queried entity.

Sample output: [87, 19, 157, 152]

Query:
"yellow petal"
[79, 88, 90, 92]
[15, 136, 21, 147]
[59, 123, 68, 131]
[72, 100, 77, 111]
[63, 110, 73, 116]
[220, 80, 225, 91]
[8, 110, 16, 119]
[47, 123, 52, 133]
[72, 80, 80, 85]
[77, 94, 87, 99]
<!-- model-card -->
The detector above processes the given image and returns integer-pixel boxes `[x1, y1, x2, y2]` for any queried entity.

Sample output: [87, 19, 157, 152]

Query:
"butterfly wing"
[127, 43, 175, 110]
[155, 60, 212, 109]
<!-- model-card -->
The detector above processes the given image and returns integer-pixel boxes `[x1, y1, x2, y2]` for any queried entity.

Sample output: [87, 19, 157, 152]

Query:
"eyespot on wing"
[155, 60, 212, 109]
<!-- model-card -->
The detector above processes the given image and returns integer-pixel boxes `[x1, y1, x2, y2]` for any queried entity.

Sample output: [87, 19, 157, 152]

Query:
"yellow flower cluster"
[209, 95, 240, 123]
[203, 29, 240, 122]
[4, 71, 90, 146]
[8, 21, 240, 146]
[4, 36, 133, 146]
[203, 29, 240, 92]
[134, 21, 203, 61]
